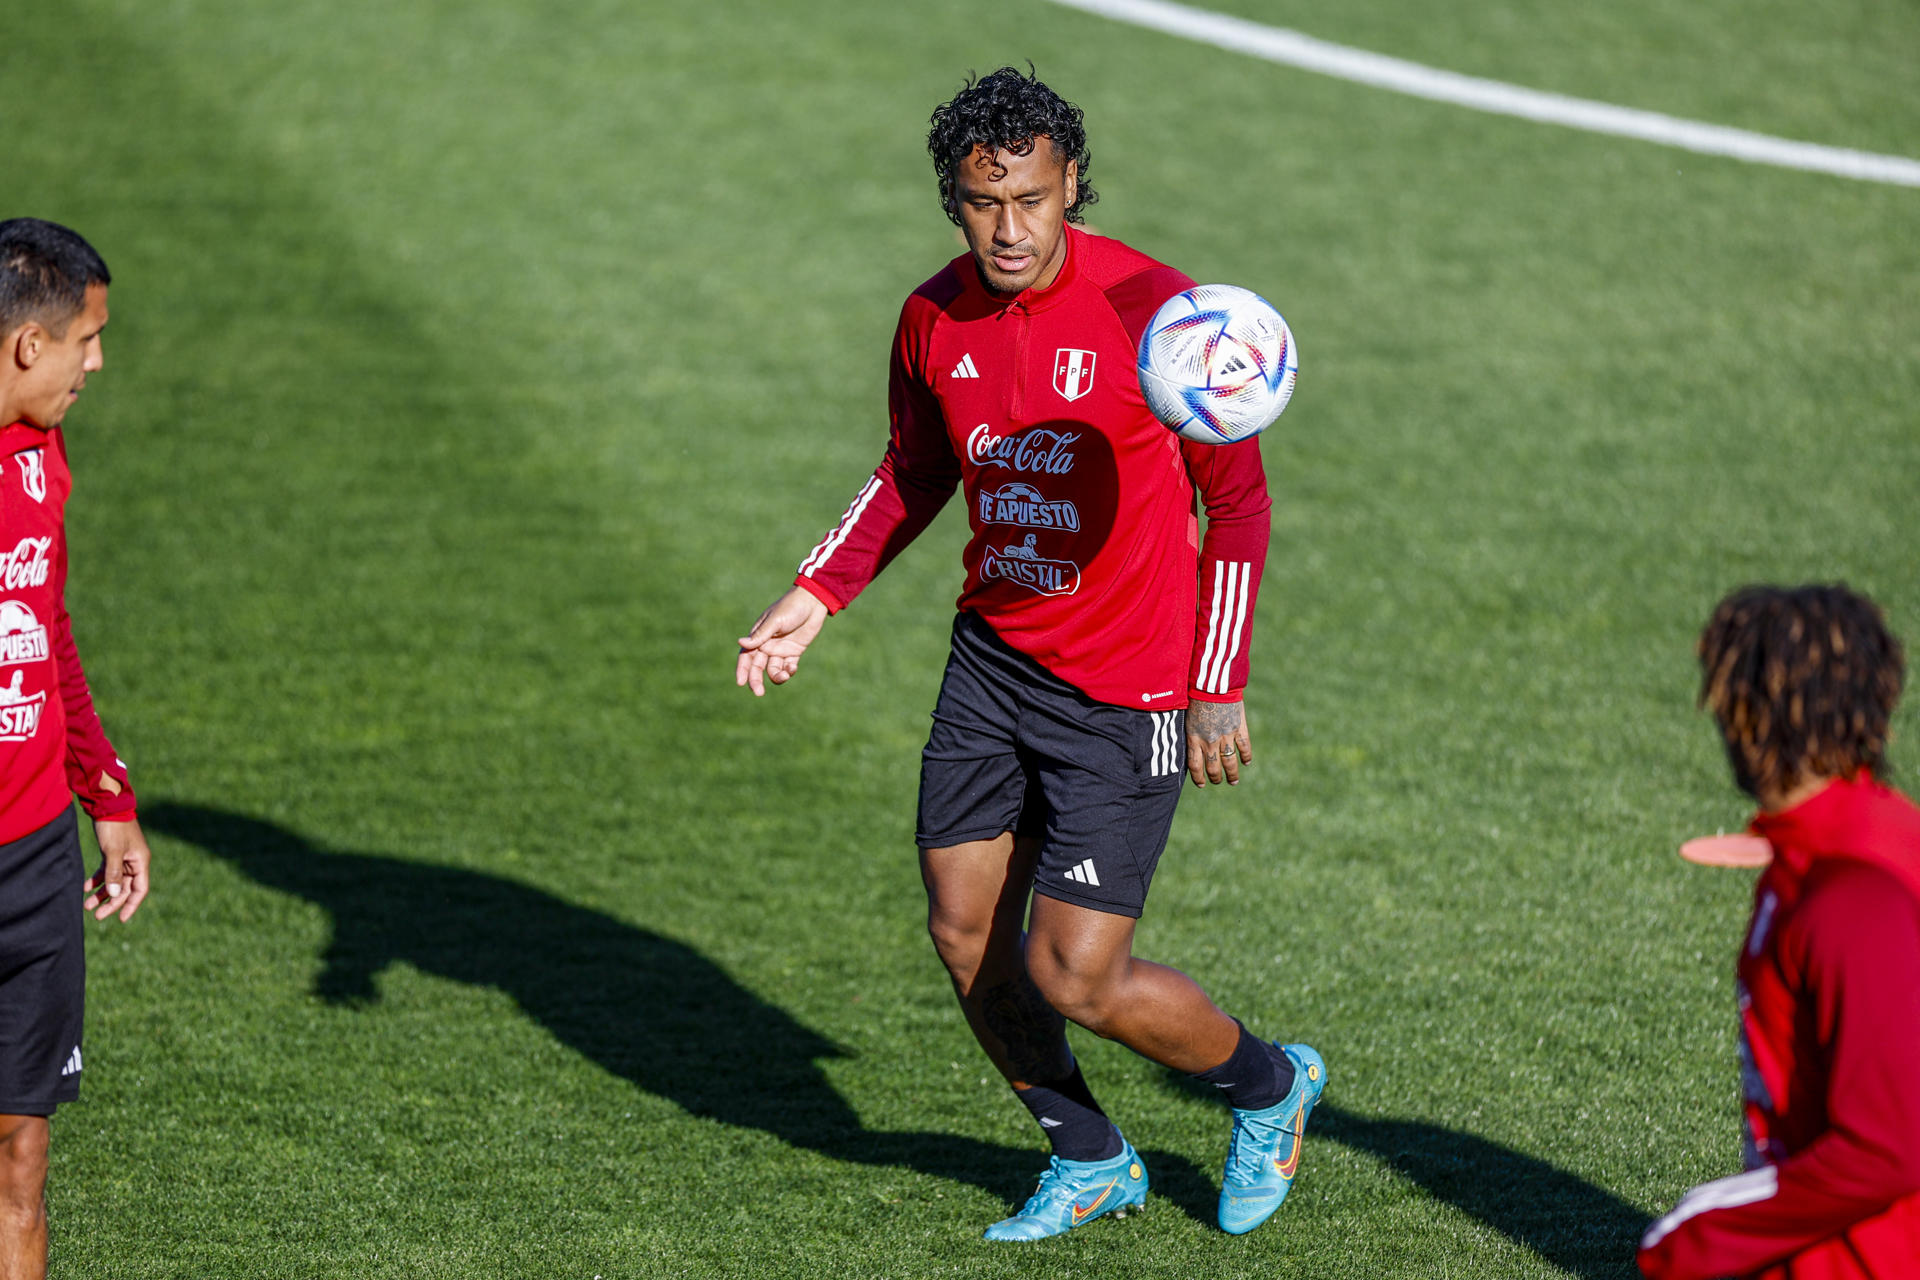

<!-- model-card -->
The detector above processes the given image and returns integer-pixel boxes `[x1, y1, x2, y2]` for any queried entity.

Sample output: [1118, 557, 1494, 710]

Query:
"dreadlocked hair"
[927, 66, 1097, 227]
[1698, 583, 1904, 801]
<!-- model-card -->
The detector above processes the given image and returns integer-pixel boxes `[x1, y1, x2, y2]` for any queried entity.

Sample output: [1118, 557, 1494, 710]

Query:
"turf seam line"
[1042, 0, 1920, 187]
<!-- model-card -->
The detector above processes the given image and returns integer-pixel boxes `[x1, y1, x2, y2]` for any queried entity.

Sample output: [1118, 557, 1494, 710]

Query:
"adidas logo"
[1064, 858, 1101, 887]
[59, 1046, 82, 1077]
[950, 353, 980, 379]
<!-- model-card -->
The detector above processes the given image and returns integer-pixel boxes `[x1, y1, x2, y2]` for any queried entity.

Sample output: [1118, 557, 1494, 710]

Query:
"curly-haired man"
[1639, 584, 1920, 1278]
[738, 68, 1321, 1240]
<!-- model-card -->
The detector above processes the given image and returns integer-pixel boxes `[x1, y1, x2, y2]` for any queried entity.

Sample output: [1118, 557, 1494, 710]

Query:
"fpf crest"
[15, 451, 45, 503]
[1053, 349, 1096, 402]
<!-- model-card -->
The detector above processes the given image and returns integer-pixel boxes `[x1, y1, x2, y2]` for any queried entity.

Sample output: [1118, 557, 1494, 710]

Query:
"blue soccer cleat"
[983, 1140, 1149, 1241]
[1217, 1043, 1326, 1235]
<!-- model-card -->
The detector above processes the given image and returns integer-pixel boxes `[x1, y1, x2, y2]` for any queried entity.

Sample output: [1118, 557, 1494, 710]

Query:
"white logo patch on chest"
[1053, 348, 1096, 402]
[0, 601, 49, 667]
[0, 671, 46, 741]
[977, 482, 1080, 531]
[15, 450, 45, 503]
[980, 533, 1081, 597]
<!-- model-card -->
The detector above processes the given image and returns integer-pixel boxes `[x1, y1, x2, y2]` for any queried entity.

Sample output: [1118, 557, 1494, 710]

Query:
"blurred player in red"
[1640, 584, 1920, 1278]
[737, 69, 1322, 1240]
[0, 218, 150, 1280]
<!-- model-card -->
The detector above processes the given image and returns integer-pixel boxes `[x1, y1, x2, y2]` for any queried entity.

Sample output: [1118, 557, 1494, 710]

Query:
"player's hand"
[86, 817, 153, 922]
[1187, 698, 1252, 787]
[736, 587, 830, 696]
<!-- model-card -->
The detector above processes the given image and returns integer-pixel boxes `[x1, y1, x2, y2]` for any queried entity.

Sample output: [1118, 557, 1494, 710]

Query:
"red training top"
[0, 421, 136, 845]
[1638, 775, 1920, 1279]
[794, 226, 1272, 710]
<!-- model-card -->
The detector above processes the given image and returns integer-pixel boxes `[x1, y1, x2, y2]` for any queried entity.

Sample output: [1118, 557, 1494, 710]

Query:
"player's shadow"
[1150, 1075, 1646, 1276]
[1313, 1104, 1646, 1278]
[143, 801, 1217, 1211]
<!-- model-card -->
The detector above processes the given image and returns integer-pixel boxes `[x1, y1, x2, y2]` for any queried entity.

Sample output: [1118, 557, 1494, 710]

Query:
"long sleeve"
[1638, 866, 1920, 1279]
[1183, 434, 1270, 702]
[52, 586, 135, 823]
[795, 299, 960, 611]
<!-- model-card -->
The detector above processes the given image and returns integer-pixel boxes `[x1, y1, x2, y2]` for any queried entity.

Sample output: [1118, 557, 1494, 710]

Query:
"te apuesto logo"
[0, 600, 49, 667]
[977, 482, 1081, 531]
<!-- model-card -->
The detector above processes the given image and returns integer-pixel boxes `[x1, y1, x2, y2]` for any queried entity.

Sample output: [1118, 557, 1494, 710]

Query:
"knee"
[1026, 946, 1118, 1034]
[926, 904, 995, 985]
[0, 1118, 48, 1211]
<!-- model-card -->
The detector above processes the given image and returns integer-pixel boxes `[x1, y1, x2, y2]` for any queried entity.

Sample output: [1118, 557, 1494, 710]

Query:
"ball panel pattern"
[1135, 284, 1297, 444]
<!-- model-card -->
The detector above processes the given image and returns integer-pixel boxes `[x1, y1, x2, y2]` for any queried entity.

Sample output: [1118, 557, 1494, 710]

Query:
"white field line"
[1042, 0, 1920, 187]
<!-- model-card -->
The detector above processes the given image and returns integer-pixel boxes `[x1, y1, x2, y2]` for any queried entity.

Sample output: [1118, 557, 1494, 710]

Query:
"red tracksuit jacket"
[0, 421, 135, 845]
[794, 226, 1272, 710]
[1639, 775, 1920, 1279]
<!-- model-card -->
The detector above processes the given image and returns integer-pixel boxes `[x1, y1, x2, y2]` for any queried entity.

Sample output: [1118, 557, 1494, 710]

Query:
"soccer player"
[0, 218, 151, 1280]
[1638, 585, 1920, 1279]
[736, 69, 1322, 1240]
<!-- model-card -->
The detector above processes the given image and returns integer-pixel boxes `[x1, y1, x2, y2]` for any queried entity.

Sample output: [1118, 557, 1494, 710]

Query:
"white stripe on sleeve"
[1639, 1166, 1779, 1252]
[1201, 562, 1250, 693]
[797, 477, 882, 579]
[1213, 561, 1253, 693]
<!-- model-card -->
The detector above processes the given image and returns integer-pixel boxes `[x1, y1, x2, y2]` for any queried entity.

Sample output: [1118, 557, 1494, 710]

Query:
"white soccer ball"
[1136, 284, 1297, 445]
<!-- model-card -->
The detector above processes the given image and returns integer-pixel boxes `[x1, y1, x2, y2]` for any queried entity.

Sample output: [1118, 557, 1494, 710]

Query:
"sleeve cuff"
[1187, 689, 1242, 705]
[795, 576, 845, 614]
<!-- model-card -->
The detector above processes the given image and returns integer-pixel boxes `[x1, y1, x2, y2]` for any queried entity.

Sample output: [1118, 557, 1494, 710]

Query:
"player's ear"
[7, 323, 43, 372]
[1064, 159, 1078, 208]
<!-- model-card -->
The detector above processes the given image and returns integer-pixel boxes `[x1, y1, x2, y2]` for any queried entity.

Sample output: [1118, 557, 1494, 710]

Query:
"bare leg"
[1025, 894, 1241, 1074]
[0, 1115, 48, 1280]
[920, 835, 1073, 1086]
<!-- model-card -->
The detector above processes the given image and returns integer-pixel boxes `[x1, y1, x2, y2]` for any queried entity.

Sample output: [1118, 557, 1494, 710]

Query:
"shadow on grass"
[145, 801, 1218, 1213]
[1311, 1104, 1646, 1278]
[1153, 1076, 1647, 1277]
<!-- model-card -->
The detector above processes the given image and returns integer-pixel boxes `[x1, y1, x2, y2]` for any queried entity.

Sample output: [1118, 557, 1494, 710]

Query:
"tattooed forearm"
[980, 976, 1070, 1082]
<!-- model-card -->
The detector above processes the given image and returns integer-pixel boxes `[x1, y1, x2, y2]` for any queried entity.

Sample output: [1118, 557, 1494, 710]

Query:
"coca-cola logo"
[966, 424, 1079, 475]
[0, 539, 51, 592]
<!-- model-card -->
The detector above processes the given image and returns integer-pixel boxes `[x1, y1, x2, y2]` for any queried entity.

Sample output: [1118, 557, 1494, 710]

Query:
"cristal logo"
[0, 601, 49, 667]
[977, 482, 1080, 531]
[966, 424, 1079, 475]
[0, 539, 51, 591]
[980, 533, 1080, 597]
[0, 672, 45, 742]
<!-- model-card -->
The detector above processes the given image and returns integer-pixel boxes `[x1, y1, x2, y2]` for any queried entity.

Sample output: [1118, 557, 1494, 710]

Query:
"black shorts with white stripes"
[916, 612, 1185, 918]
[0, 809, 85, 1115]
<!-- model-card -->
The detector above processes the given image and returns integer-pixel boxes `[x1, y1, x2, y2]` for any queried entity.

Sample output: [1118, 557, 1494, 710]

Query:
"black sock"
[1192, 1022, 1296, 1111]
[1014, 1064, 1123, 1163]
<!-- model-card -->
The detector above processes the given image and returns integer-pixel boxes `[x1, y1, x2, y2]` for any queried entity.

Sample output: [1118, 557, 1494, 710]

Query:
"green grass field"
[5, 1, 1917, 1275]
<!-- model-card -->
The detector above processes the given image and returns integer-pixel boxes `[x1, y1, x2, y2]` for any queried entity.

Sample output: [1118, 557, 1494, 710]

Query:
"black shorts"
[916, 613, 1185, 918]
[0, 809, 85, 1115]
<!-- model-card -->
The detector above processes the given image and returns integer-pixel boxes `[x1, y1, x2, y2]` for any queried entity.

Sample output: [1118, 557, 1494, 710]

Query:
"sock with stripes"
[1013, 1065, 1124, 1163]
[1192, 1021, 1296, 1112]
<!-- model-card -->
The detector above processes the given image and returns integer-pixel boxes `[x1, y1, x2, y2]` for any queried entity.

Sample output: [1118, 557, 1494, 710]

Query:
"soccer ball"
[1136, 284, 1297, 445]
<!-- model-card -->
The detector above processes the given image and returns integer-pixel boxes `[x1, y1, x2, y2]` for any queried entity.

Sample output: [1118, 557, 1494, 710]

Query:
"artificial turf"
[5, 0, 1917, 1275]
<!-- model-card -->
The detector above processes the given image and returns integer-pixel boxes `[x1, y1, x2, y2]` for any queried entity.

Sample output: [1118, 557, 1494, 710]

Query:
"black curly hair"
[1698, 583, 1905, 801]
[928, 67, 1097, 227]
